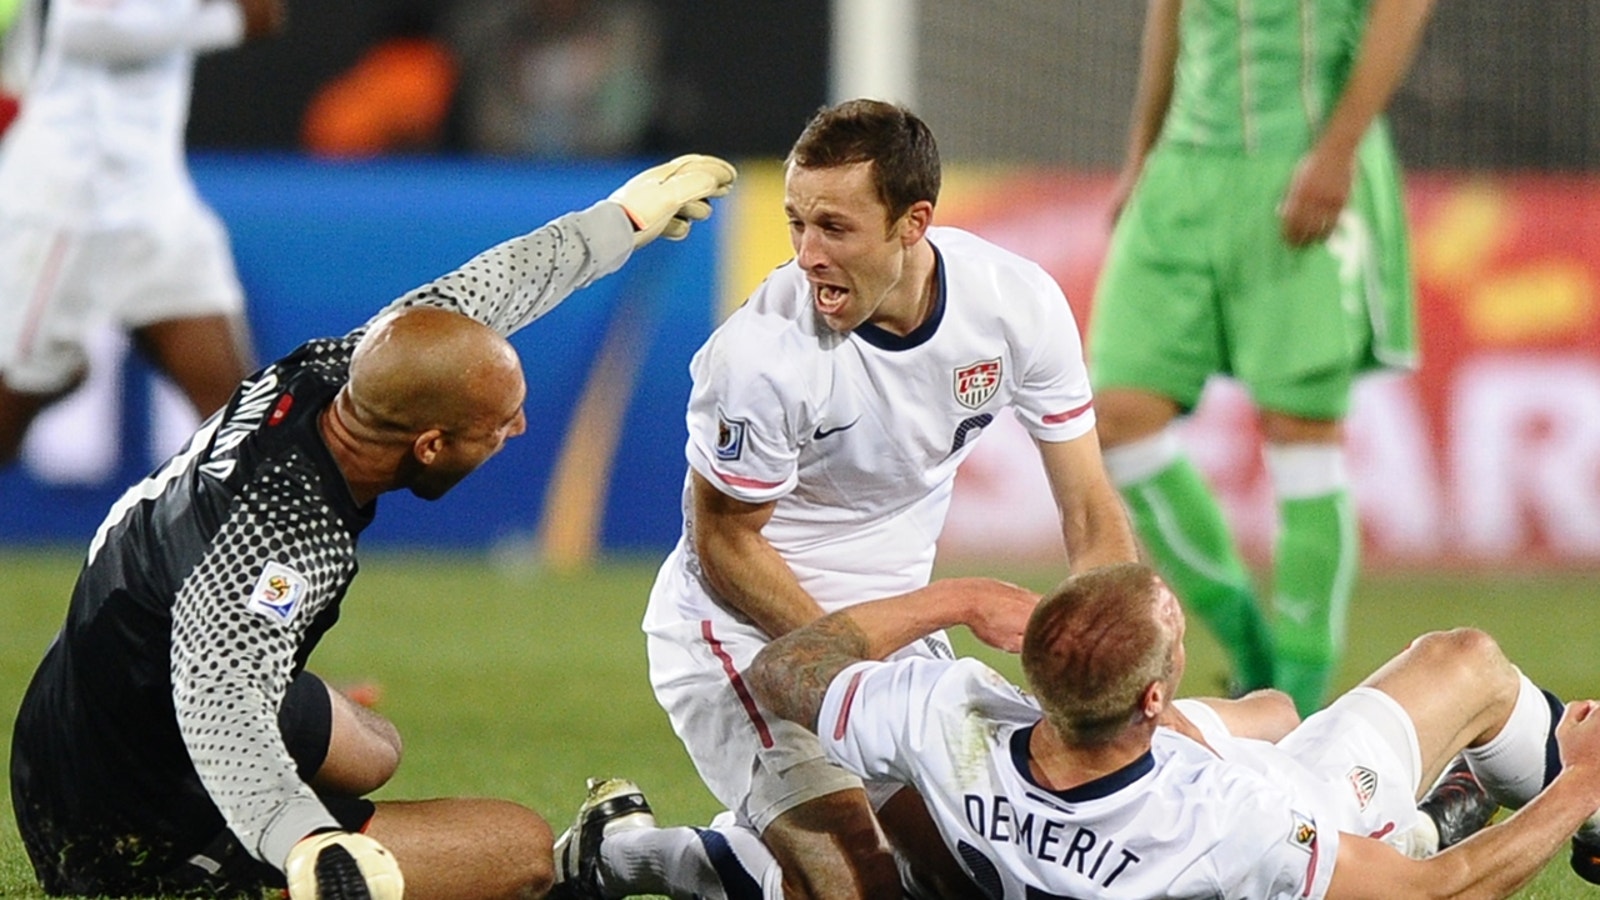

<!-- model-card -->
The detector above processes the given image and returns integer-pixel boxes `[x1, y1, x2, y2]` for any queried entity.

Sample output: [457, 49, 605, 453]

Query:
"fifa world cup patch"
[247, 560, 309, 623]
[1347, 766, 1379, 810]
[953, 359, 1002, 410]
[1287, 811, 1318, 854]
[715, 413, 747, 461]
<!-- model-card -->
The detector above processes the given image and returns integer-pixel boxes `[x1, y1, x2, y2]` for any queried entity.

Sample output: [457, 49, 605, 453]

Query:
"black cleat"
[1572, 834, 1600, 885]
[1418, 758, 1498, 850]
[549, 777, 656, 900]
[313, 844, 373, 900]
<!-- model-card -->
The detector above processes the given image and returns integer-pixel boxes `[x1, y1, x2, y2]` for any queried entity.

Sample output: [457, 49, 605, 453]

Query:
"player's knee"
[767, 814, 899, 900]
[1411, 628, 1513, 696]
[505, 806, 556, 898]
[1092, 388, 1179, 449]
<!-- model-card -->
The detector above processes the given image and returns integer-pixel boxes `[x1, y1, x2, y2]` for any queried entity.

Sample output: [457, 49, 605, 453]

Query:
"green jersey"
[1164, 0, 1370, 154]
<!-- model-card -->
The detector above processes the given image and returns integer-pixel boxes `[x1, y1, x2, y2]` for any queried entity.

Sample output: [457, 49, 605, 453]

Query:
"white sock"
[1101, 428, 1181, 487]
[1263, 443, 1347, 499]
[600, 822, 782, 900]
[1462, 671, 1559, 810]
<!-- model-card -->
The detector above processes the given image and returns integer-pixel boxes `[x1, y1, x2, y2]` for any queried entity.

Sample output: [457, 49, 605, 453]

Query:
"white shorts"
[1280, 687, 1427, 849]
[0, 204, 243, 393]
[646, 598, 953, 832]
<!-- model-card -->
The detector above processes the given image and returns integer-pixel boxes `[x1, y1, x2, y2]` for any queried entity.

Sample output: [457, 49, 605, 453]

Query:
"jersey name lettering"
[212, 370, 282, 457]
[963, 793, 1142, 888]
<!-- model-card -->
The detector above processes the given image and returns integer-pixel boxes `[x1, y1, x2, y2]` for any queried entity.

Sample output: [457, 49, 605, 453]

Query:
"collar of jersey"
[852, 242, 946, 351]
[1009, 724, 1156, 803]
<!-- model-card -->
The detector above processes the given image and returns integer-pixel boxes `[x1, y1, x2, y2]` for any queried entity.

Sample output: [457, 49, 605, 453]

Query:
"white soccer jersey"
[819, 657, 1347, 900]
[647, 226, 1094, 628]
[0, 0, 244, 227]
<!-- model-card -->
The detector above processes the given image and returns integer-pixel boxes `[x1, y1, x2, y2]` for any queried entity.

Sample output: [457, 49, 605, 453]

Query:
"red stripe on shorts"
[702, 620, 774, 748]
[832, 670, 864, 740]
[17, 231, 70, 361]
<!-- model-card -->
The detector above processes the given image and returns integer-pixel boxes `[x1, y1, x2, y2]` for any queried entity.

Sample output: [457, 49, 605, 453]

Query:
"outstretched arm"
[53, 0, 259, 62]
[747, 578, 1039, 732]
[377, 155, 736, 338]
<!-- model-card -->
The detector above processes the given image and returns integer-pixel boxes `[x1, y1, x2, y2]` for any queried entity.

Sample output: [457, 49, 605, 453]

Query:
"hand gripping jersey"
[819, 657, 1350, 900]
[648, 226, 1095, 627]
[11, 204, 633, 874]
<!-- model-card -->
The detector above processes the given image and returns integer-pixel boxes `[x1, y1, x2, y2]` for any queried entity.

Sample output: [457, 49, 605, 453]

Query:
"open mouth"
[814, 283, 849, 317]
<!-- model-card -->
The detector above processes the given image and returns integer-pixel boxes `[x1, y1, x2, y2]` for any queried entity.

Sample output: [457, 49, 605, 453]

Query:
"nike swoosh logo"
[812, 419, 860, 440]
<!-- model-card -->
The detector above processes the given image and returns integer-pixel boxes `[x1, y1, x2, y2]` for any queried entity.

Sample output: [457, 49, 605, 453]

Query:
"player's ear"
[1139, 680, 1167, 721]
[412, 429, 445, 465]
[897, 199, 934, 246]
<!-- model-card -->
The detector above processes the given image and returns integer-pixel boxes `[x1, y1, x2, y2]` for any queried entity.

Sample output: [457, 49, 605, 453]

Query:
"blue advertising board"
[0, 156, 720, 553]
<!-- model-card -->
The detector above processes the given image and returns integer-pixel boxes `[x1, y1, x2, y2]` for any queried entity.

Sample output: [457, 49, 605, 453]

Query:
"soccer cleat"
[1572, 834, 1600, 885]
[1418, 758, 1498, 850]
[549, 777, 656, 900]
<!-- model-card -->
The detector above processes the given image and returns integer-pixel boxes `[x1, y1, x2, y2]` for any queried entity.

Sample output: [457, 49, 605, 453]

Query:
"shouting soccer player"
[550, 98, 1138, 900]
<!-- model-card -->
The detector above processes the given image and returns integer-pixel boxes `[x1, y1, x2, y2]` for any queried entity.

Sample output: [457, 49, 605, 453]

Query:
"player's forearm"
[176, 678, 340, 867]
[1058, 476, 1138, 573]
[55, 0, 247, 63]
[384, 202, 635, 339]
[1413, 768, 1600, 899]
[749, 586, 974, 731]
[1122, 0, 1182, 166]
[1313, 0, 1435, 161]
[696, 526, 827, 639]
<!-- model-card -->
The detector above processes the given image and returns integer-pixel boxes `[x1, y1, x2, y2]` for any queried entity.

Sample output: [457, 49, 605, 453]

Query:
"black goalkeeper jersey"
[11, 201, 635, 881]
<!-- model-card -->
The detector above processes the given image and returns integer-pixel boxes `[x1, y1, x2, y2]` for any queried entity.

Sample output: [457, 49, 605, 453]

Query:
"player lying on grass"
[546, 575, 1501, 900]
[741, 562, 1600, 899]
[9, 154, 735, 900]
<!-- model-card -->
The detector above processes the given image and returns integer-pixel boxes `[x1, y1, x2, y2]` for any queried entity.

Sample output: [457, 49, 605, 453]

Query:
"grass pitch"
[0, 547, 1595, 898]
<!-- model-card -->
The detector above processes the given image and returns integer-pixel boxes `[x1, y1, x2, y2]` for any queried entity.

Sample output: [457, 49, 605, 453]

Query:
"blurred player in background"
[1089, 0, 1436, 712]
[0, 0, 285, 468]
[551, 98, 1137, 900]
[746, 562, 1600, 898]
[10, 156, 735, 899]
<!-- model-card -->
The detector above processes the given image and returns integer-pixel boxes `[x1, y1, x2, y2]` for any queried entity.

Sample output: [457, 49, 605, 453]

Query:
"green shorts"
[1090, 124, 1417, 420]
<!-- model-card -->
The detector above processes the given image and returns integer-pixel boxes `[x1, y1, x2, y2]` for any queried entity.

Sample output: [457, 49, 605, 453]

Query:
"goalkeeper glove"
[608, 154, 737, 248]
[285, 830, 404, 900]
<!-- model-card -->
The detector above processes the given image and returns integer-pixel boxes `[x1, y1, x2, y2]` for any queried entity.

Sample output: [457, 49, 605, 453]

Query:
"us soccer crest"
[1347, 766, 1379, 810]
[953, 359, 1001, 410]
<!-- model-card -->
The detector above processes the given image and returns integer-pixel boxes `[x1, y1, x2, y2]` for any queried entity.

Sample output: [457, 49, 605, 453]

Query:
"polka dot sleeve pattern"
[169, 448, 358, 869]
[373, 201, 635, 338]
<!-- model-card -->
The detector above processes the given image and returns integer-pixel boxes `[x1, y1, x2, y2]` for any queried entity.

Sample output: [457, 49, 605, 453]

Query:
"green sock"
[1270, 489, 1359, 716]
[1120, 457, 1275, 691]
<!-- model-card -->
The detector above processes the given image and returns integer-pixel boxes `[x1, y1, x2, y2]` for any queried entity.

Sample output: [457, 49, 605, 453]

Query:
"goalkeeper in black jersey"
[9, 155, 735, 900]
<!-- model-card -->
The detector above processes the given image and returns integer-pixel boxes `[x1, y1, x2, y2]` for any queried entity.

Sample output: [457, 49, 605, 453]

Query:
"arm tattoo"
[750, 613, 873, 732]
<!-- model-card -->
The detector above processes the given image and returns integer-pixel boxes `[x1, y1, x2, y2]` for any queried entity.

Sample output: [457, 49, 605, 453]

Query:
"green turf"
[0, 546, 1595, 898]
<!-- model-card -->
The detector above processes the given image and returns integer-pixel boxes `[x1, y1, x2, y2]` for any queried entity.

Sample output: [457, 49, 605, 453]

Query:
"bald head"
[348, 306, 523, 436]
[1021, 563, 1181, 746]
[332, 307, 528, 501]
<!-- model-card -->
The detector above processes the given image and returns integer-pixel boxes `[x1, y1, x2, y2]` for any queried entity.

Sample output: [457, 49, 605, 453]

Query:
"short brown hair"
[1021, 563, 1176, 746]
[786, 98, 941, 224]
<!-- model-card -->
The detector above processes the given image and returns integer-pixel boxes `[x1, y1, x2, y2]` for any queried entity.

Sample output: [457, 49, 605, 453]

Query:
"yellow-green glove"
[608, 154, 737, 248]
